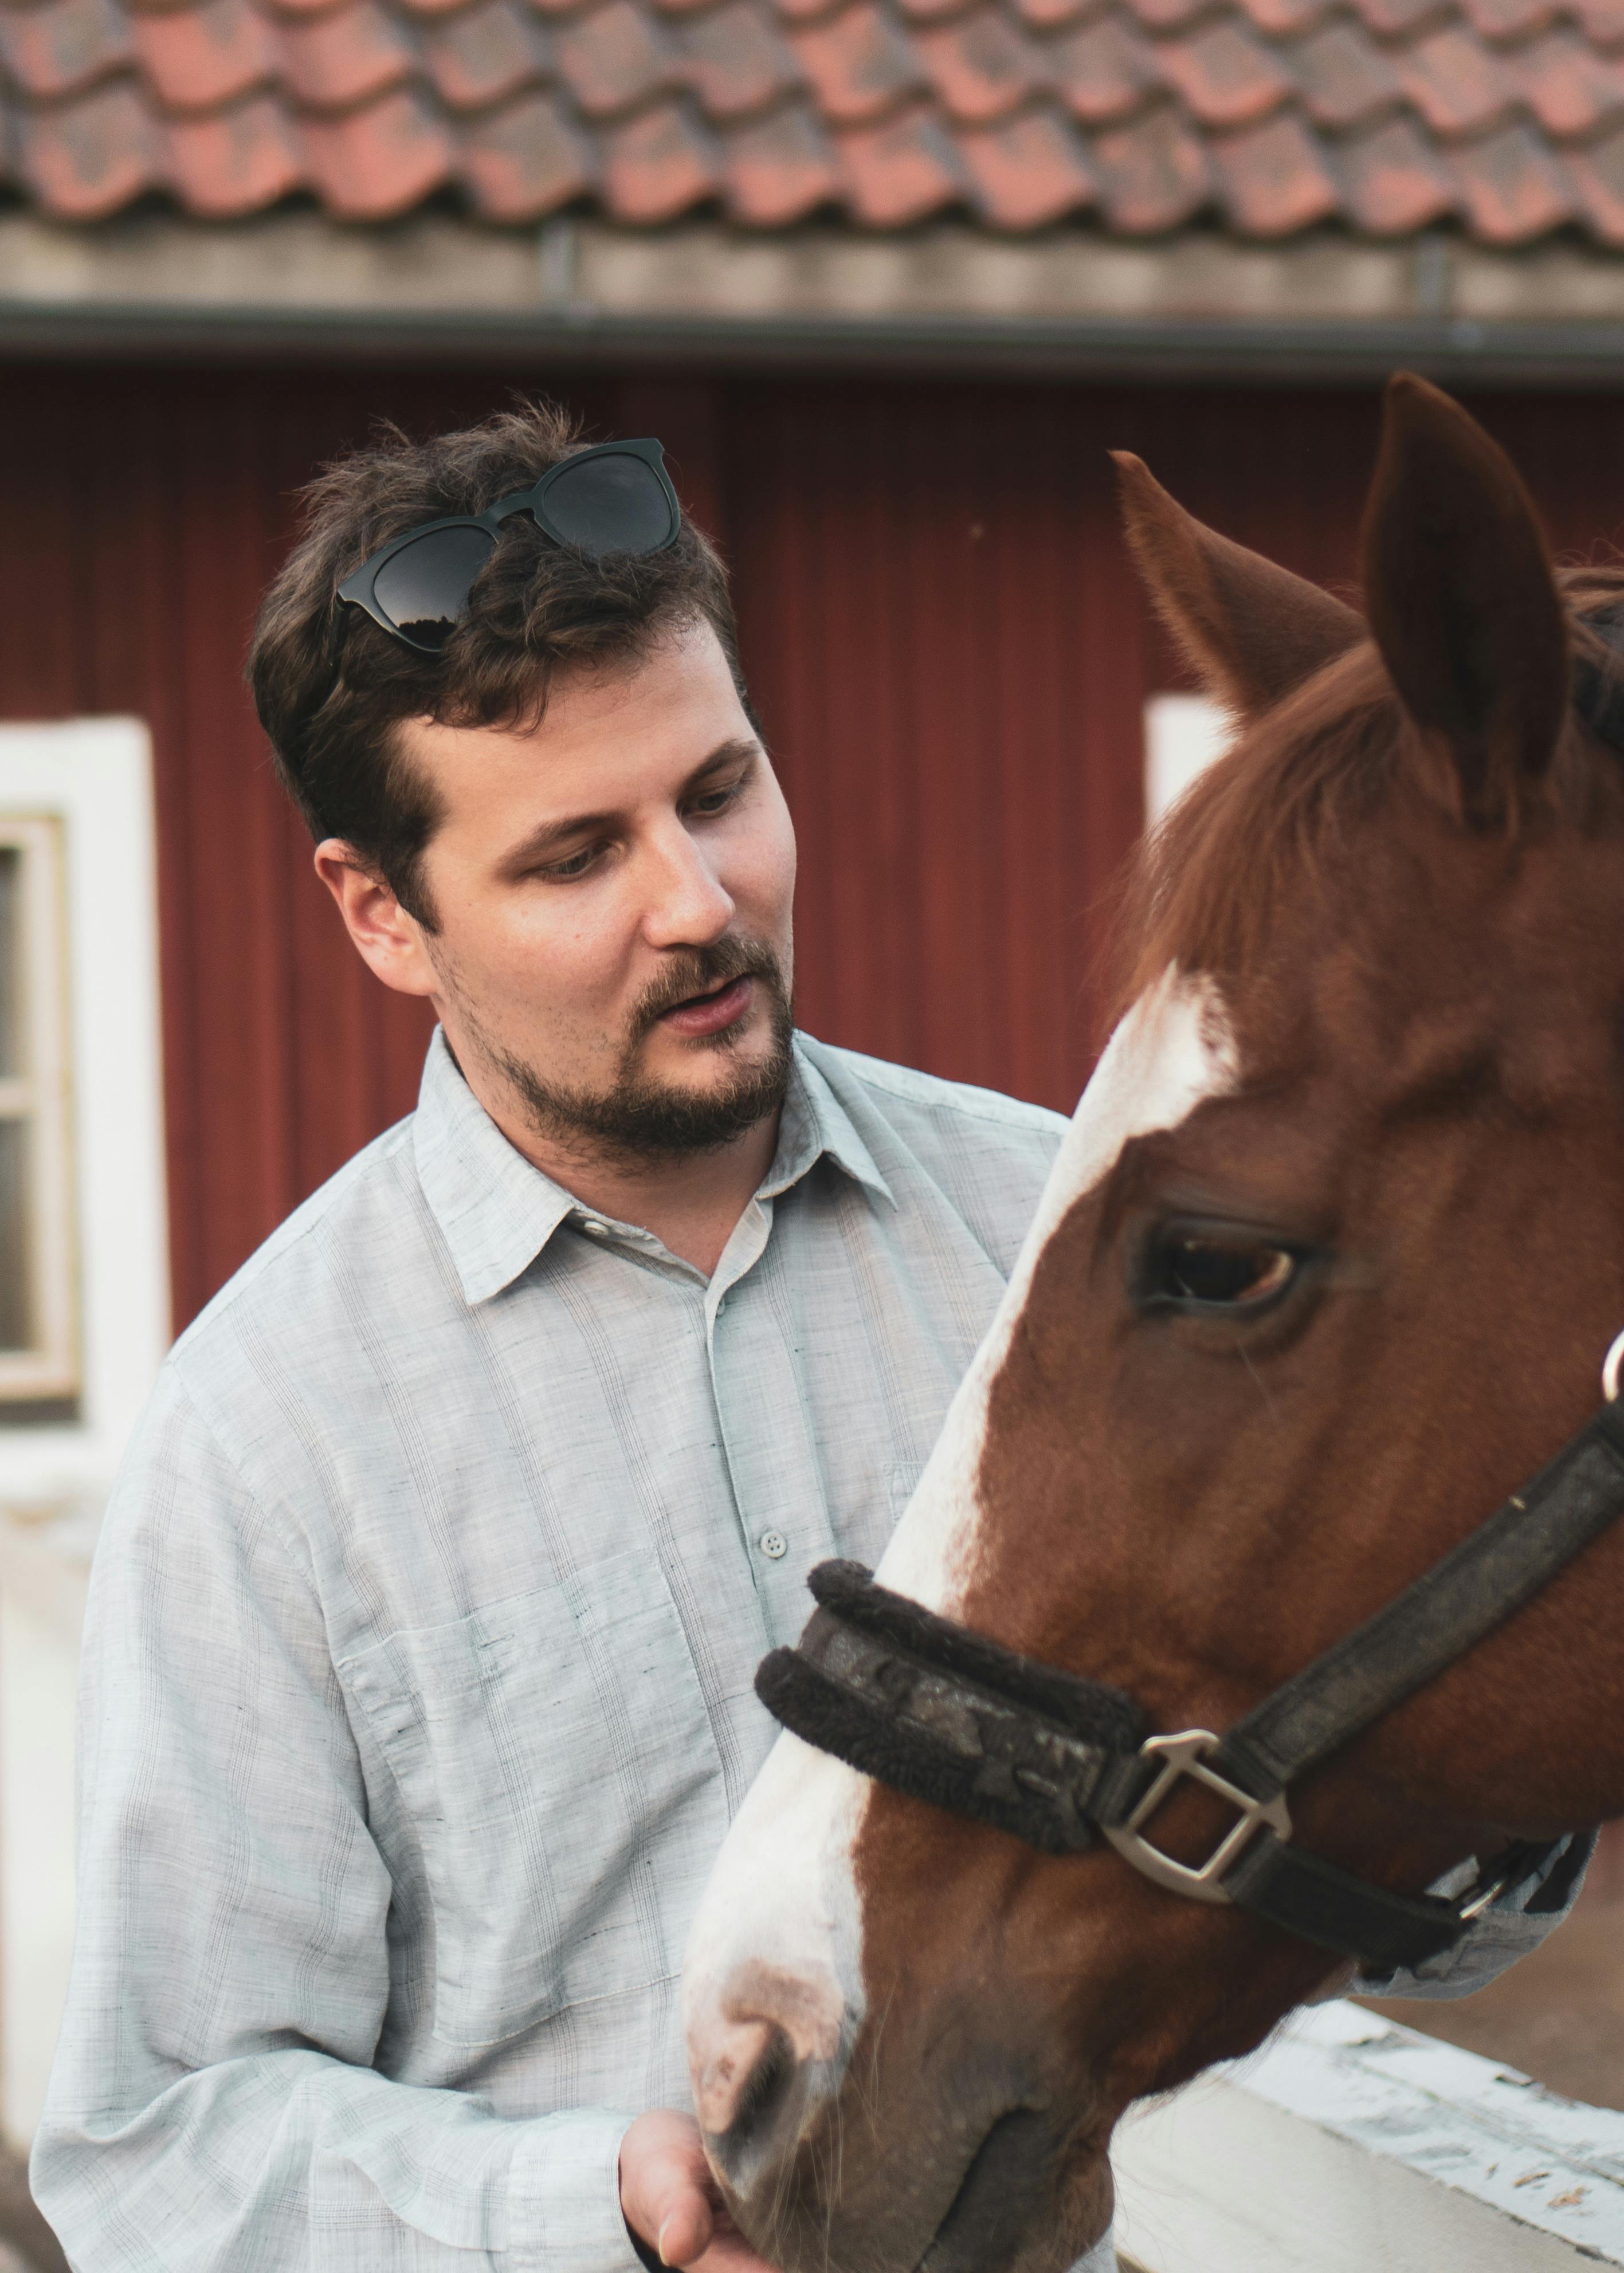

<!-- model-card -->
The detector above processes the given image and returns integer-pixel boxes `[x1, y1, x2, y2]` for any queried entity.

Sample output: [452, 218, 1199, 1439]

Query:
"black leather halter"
[758, 1386, 1624, 1969]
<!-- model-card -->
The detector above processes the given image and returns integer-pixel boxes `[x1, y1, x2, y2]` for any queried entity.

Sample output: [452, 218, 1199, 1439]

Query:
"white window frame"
[0, 816, 76, 1399]
[1144, 693, 1232, 827]
[0, 720, 169, 1513]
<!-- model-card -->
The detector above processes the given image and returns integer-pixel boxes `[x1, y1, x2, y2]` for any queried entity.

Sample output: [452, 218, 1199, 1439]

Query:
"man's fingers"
[653, 2191, 714, 2268]
[690, 2223, 776, 2273]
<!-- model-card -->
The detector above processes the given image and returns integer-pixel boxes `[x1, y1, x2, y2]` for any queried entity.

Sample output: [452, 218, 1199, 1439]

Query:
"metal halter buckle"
[1103, 1730, 1294, 1905]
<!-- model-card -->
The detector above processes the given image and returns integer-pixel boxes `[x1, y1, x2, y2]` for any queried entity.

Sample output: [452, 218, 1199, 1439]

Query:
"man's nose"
[642, 826, 734, 948]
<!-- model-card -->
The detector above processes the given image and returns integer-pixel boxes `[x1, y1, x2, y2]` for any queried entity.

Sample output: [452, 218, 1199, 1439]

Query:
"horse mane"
[1112, 563, 1624, 1018]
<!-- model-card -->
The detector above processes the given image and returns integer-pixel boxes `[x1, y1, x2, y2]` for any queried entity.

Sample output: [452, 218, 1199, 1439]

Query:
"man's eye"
[542, 843, 603, 881]
[688, 781, 742, 818]
[1143, 1230, 1300, 1310]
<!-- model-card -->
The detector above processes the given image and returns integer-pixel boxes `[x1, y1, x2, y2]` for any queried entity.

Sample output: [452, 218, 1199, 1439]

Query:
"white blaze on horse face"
[683, 1732, 867, 2138]
[682, 967, 1237, 2148]
[876, 965, 1239, 1616]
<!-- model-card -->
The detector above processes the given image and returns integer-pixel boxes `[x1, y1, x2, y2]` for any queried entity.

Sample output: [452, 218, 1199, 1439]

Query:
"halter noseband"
[758, 1335, 1624, 1972]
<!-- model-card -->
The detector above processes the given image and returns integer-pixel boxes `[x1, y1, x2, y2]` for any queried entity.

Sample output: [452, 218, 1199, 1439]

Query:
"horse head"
[681, 374, 1624, 2273]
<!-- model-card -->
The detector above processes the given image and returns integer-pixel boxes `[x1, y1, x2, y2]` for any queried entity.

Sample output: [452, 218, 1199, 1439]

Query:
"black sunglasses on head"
[336, 437, 682, 656]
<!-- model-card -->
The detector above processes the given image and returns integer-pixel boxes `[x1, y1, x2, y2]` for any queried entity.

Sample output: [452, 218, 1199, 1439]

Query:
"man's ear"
[1112, 451, 1365, 720]
[314, 841, 438, 1000]
[1360, 372, 1568, 821]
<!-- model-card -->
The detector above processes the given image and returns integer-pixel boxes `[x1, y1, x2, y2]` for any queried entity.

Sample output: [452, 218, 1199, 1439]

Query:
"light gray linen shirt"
[36, 1031, 1066, 2271]
[35, 1028, 1580, 2272]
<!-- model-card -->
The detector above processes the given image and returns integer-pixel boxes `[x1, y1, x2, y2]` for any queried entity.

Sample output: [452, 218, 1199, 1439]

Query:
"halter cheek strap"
[756, 1383, 1624, 1972]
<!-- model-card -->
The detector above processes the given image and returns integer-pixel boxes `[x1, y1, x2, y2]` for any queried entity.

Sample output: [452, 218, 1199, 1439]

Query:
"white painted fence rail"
[1113, 1999, 1624, 2272]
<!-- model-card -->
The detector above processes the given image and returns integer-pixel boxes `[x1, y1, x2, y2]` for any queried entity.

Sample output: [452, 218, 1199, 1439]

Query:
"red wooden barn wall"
[0, 361, 1620, 1331]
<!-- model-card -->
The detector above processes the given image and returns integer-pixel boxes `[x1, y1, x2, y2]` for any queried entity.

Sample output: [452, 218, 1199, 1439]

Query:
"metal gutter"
[0, 213, 1621, 386]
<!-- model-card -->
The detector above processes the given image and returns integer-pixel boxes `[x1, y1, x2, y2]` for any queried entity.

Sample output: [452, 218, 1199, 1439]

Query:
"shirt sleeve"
[31, 1367, 643, 2273]
[1353, 1832, 1594, 2001]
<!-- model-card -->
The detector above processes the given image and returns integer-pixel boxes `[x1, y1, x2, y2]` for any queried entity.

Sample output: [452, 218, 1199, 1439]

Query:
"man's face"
[399, 622, 798, 1164]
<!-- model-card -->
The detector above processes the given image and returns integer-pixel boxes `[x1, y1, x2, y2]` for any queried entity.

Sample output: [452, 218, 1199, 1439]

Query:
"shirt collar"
[413, 1028, 893, 1306]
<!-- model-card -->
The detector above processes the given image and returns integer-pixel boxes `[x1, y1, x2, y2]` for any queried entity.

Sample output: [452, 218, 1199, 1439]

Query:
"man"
[36, 407, 1583, 2271]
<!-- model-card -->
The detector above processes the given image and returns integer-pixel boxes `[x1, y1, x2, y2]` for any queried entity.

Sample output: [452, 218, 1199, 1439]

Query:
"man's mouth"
[656, 974, 755, 1039]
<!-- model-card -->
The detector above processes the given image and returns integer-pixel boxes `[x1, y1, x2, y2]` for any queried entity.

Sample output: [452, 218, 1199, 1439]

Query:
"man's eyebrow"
[499, 737, 762, 871]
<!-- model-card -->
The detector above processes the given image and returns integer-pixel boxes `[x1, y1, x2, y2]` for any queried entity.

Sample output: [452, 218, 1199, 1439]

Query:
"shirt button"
[580, 1218, 609, 1237]
[758, 1529, 789, 1561]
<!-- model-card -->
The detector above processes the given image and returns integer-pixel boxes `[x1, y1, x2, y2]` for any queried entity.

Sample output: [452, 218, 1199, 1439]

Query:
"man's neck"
[470, 1073, 783, 1278]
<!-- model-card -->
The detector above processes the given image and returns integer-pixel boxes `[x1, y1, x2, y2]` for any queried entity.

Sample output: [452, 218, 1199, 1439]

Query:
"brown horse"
[681, 374, 1624, 2273]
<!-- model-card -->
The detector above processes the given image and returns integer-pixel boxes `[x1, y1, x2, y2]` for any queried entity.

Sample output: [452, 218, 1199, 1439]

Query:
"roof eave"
[3, 209, 1624, 387]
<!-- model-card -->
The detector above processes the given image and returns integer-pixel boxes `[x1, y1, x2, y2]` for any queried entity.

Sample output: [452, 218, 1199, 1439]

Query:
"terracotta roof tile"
[1209, 103, 1334, 223]
[782, 0, 923, 115]
[1235, 0, 1333, 34]
[163, 84, 301, 202]
[890, 0, 986, 26]
[1452, 113, 1572, 234]
[1050, 8, 1158, 118]
[1519, 24, 1624, 136]
[1156, 17, 1290, 122]
[0, 0, 131, 98]
[1568, 116, 1624, 238]
[3, 0, 1623, 248]
[1336, 107, 1453, 227]
[771, 0, 845, 26]
[958, 94, 1092, 212]
[1012, 0, 1107, 29]
[1288, 16, 1400, 125]
[1348, 0, 1449, 37]
[914, 5, 1045, 117]
[460, 79, 590, 203]
[1123, 0, 1215, 29]
[787, 0, 921, 117]
[553, 0, 674, 111]
[273, 0, 417, 107]
[1457, 0, 1552, 34]
[1092, 91, 1210, 221]
[835, 92, 961, 210]
[1574, 0, 1624, 46]
[419, 0, 550, 107]
[674, 0, 801, 115]
[21, 74, 158, 209]
[1395, 22, 1514, 132]
[131, 0, 272, 108]
[720, 89, 839, 208]
[599, 86, 717, 205]
[300, 78, 450, 203]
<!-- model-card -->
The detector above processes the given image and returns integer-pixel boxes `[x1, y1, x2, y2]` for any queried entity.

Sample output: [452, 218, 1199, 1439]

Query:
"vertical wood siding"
[0, 363, 1618, 1328]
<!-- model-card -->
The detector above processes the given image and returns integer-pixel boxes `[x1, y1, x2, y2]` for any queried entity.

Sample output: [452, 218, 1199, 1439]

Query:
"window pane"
[0, 845, 18, 1078]
[0, 1118, 28, 1351]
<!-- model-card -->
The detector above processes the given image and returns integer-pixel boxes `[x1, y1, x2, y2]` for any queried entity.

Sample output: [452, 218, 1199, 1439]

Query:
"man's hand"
[619, 2110, 779, 2273]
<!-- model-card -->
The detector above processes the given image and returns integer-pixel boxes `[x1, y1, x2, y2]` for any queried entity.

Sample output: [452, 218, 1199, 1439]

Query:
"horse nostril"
[699, 2020, 810, 2193]
[727, 2024, 796, 2155]
[688, 1959, 847, 2191]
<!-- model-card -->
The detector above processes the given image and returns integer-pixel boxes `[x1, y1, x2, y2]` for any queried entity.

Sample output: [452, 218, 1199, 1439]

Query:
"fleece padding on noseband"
[757, 1563, 1144, 1857]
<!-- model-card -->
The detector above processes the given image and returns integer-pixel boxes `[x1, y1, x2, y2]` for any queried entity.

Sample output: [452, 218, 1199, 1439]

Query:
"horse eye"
[1151, 1232, 1299, 1309]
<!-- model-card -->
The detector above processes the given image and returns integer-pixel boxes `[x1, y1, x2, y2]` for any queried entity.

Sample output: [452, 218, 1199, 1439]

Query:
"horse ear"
[1112, 451, 1364, 719]
[1361, 374, 1568, 819]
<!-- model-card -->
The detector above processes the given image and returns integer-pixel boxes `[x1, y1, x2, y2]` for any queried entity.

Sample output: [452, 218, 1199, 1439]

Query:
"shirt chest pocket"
[343, 1549, 728, 2049]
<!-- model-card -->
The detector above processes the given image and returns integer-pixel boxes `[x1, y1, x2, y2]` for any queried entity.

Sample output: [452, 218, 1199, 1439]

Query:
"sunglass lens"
[372, 525, 495, 650]
[542, 454, 676, 557]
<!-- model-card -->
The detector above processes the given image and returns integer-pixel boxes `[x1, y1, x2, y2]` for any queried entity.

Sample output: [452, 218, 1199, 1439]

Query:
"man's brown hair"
[249, 399, 748, 928]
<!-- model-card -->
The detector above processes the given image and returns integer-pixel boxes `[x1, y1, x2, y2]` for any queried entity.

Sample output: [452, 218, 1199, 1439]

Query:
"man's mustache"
[630, 939, 786, 1038]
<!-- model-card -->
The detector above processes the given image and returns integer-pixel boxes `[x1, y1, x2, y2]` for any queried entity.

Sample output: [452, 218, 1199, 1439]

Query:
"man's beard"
[477, 936, 794, 1169]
